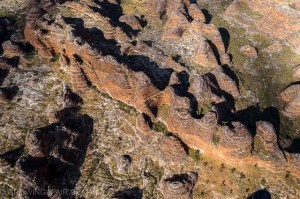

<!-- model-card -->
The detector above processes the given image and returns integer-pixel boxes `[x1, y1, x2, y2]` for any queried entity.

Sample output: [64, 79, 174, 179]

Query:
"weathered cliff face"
[0, 0, 300, 198]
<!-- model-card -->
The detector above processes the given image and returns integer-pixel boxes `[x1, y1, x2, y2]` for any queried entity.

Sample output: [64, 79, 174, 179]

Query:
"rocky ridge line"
[22, 0, 300, 183]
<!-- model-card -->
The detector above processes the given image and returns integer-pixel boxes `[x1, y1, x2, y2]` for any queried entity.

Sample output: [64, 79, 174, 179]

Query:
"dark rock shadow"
[112, 187, 143, 199]
[221, 65, 240, 89]
[233, 106, 263, 136]
[200, 9, 212, 24]
[0, 85, 19, 100]
[262, 107, 281, 134]
[63, 17, 121, 56]
[207, 40, 221, 65]
[285, 139, 300, 153]
[125, 55, 173, 91]
[171, 71, 201, 119]
[0, 69, 9, 85]
[0, 145, 24, 167]
[91, 0, 141, 37]
[288, 81, 300, 86]
[247, 189, 271, 199]
[218, 27, 230, 52]
[0, 17, 16, 55]
[17, 108, 94, 199]
[232, 106, 281, 137]
[63, 17, 174, 91]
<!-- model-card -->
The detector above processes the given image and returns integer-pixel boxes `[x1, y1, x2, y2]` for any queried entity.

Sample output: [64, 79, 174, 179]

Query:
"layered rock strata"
[159, 172, 198, 199]
[254, 121, 285, 161]
[225, 0, 300, 54]
[279, 84, 300, 117]
[22, 0, 300, 178]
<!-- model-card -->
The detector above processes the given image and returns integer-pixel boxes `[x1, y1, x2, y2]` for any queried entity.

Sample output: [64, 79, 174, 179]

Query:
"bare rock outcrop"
[2, 40, 24, 58]
[136, 114, 191, 166]
[240, 45, 258, 58]
[225, 0, 300, 54]
[159, 172, 198, 199]
[279, 84, 300, 117]
[119, 15, 143, 31]
[211, 66, 240, 98]
[188, 4, 206, 23]
[287, 152, 300, 171]
[145, 0, 230, 68]
[21, 0, 297, 176]
[16, 89, 93, 198]
[220, 122, 253, 157]
[157, 136, 191, 166]
[254, 121, 285, 161]
[293, 65, 300, 79]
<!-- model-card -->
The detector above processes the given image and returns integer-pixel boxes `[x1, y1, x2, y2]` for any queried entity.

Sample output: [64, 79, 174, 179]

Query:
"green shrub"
[152, 121, 169, 135]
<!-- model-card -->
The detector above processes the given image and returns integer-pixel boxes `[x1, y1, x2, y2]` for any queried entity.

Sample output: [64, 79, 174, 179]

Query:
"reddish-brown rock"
[279, 84, 300, 117]
[240, 45, 258, 58]
[225, 0, 300, 55]
[254, 121, 285, 161]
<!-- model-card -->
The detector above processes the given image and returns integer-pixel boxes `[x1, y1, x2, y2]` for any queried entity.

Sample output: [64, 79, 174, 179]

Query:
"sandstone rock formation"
[240, 45, 258, 58]
[144, 0, 230, 69]
[287, 152, 300, 170]
[16, 88, 93, 198]
[225, 0, 300, 54]
[159, 172, 198, 199]
[254, 121, 285, 161]
[2, 40, 24, 58]
[21, 0, 300, 173]
[220, 122, 253, 157]
[3, 0, 297, 197]
[279, 83, 300, 117]
[136, 114, 191, 166]
[293, 65, 300, 79]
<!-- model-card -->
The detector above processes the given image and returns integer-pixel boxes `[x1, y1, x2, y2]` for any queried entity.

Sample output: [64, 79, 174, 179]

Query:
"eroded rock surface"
[254, 121, 285, 161]
[279, 84, 300, 117]
[19, 0, 300, 177]
[159, 172, 198, 199]
[225, 0, 300, 54]
[17, 89, 93, 198]
[0, 0, 299, 198]
[22, 0, 246, 159]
